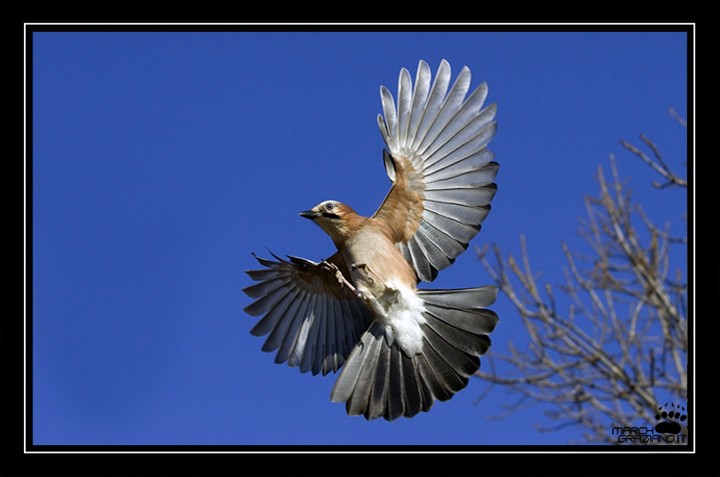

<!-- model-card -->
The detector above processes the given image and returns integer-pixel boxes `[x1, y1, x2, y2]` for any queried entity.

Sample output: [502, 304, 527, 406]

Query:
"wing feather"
[275, 291, 313, 363]
[249, 286, 296, 337]
[405, 60, 432, 153]
[416, 66, 472, 158]
[410, 60, 452, 153]
[264, 288, 307, 354]
[373, 60, 499, 282]
[424, 108, 497, 172]
[243, 253, 372, 376]
[397, 67, 413, 149]
[299, 294, 324, 373]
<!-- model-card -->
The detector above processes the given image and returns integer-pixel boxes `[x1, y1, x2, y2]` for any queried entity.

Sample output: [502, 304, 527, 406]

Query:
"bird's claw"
[351, 263, 373, 285]
[321, 260, 339, 272]
[351, 262, 387, 288]
[322, 259, 363, 298]
[321, 260, 344, 284]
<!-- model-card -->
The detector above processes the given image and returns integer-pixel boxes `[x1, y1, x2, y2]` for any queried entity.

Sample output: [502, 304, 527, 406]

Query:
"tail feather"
[419, 285, 498, 308]
[421, 322, 480, 378]
[400, 345, 433, 418]
[330, 285, 498, 421]
[366, 335, 391, 420]
[335, 322, 383, 414]
[421, 310, 492, 356]
[414, 351, 455, 402]
[417, 336, 469, 395]
[386, 345, 405, 419]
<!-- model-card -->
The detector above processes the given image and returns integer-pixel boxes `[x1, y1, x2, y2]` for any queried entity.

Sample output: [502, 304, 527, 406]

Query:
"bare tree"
[475, 110, 688, 444]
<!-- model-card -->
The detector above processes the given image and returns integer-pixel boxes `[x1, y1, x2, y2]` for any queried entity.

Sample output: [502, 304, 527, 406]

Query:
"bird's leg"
[351, 263, 389, 289]
[321, 260, 365, 300]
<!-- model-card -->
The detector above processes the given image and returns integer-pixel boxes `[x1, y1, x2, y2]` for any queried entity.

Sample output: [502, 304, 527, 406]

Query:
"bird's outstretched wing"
[243, 252, 373, 376]
[373, 59, 499, 282]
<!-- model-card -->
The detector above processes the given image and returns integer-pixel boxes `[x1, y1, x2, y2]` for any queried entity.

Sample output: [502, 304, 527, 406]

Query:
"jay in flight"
[243, 60, 500, 421]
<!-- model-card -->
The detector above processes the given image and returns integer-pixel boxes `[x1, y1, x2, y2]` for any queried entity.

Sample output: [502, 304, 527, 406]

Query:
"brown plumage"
[243, 60, 500, 421]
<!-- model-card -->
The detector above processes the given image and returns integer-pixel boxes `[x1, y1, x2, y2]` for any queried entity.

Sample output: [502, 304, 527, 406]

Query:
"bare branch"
[668, 107, 687, 128]
[619, 112, 687, 189]
[475, 122, 687, 444]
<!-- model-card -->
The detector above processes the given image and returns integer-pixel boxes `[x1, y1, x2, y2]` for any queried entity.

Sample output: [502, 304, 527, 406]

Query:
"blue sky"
[31, 30, 688, 446]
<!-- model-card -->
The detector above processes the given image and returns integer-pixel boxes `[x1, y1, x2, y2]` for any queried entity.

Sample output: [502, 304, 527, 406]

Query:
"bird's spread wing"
[373, 59, 499, 282]
[242, 252, 373, 376]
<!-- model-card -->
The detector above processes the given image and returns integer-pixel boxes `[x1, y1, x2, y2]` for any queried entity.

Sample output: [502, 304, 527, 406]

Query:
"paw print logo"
[655, 402, 686, 434]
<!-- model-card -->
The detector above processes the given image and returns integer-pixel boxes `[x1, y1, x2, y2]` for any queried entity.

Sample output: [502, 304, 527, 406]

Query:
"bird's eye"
[325, 203, 335, 211]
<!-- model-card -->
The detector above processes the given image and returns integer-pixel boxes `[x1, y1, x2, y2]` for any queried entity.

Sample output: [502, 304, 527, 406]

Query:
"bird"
[242, 59, 500, 421]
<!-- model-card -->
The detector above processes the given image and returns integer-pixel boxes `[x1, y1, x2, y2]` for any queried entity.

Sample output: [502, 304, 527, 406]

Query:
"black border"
[3, 1, 717, 476]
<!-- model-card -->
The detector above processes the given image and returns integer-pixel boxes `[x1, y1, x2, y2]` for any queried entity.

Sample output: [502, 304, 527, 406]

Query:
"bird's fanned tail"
[330, 285, 499, 421]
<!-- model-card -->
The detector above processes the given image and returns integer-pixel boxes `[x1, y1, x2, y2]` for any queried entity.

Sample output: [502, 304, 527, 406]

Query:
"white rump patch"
[374, 280, 427, 356]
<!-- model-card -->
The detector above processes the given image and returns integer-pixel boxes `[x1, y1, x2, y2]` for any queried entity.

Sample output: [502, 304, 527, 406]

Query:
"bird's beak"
[299, 209, 320, 220]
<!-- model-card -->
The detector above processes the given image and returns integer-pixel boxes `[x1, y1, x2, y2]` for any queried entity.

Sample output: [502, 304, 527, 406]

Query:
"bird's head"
[300, 200, 362, 246]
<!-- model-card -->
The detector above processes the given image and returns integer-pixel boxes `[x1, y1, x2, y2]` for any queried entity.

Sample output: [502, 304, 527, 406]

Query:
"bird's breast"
[340, 227, 426, 355]
[341, 227, 416, 294]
